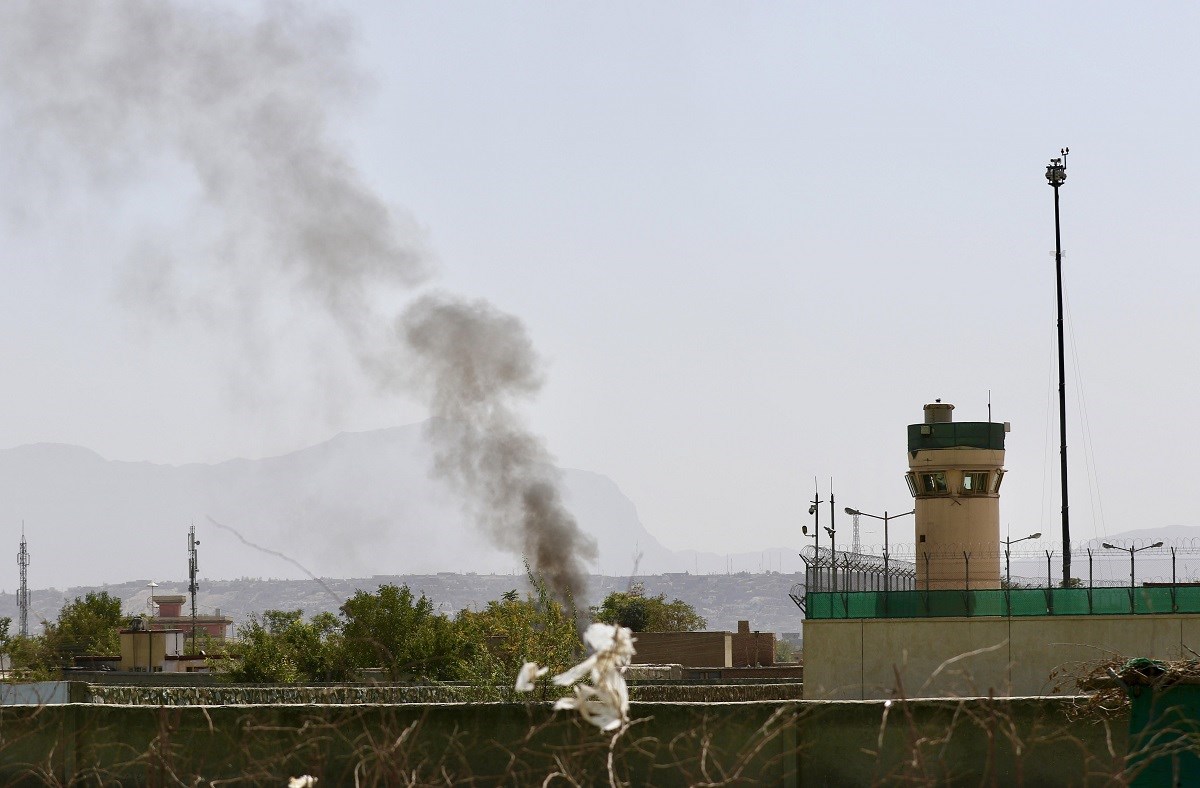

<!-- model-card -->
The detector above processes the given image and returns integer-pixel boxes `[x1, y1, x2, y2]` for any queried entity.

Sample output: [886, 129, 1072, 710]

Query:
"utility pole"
[1046, 148, 1070, 583]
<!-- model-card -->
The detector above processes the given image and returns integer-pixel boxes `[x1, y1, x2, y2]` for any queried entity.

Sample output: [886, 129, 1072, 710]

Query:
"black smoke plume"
[0, 1, 596, 603]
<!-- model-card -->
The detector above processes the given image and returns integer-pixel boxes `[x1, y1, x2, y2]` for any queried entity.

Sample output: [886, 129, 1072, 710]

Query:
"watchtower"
[905, 402, 1008, 590]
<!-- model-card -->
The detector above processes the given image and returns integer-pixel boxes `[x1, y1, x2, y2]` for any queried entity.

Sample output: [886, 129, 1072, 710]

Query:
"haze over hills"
[0, 424, 803, 591]
[0, 572, 808, 640]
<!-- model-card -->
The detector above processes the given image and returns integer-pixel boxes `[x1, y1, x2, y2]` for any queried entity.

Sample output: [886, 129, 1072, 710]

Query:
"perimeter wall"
[0, 697, 1126, 786]
[803, 613, 1200, 699]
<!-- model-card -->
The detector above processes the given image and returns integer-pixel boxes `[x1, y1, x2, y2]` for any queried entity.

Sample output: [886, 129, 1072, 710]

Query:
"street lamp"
[1102, 541, 1164, 589]
[1001, 532, 1041, 587]
[844, 507, 915, 591]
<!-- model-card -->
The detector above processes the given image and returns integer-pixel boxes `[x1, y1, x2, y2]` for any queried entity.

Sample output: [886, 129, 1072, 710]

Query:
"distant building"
[118, 622, 209, 673]
[149, 594, 232, 641]
[633, 620, 777, 669]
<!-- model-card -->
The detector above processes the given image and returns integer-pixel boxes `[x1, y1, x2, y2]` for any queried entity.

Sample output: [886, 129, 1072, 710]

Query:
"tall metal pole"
[828, 482, 837, 592]
[810, 480, 822, 588]
[883, 511, 890, 592]
[1046, 148, 1071, 583]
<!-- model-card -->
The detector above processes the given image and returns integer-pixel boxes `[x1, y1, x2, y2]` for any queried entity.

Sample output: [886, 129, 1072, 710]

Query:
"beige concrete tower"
[906, 402, 1007, 590]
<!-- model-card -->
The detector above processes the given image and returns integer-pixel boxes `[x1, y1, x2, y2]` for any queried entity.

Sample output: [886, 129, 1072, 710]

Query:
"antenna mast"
[17, 526, 29, 638]
[188, 523, 199, 652]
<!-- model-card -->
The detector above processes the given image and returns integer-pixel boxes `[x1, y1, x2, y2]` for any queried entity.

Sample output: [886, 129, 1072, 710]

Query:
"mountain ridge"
[0, 425, 804, 589]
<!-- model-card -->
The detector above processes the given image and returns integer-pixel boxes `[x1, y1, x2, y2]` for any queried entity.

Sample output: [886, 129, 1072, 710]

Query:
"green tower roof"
[907, 422, 1006, 452]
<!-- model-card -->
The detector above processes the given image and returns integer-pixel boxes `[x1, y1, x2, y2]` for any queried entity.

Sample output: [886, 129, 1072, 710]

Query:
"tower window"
[961, 472, 989, 495]
[905, 473, 919, 497]
[989, 470, 1005, 493]
[920, 472, 948, 494]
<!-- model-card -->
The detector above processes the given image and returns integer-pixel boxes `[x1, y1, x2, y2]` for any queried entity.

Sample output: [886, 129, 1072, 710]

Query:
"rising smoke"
[0, 1, 596, 603]
[402, 295, 598, 604]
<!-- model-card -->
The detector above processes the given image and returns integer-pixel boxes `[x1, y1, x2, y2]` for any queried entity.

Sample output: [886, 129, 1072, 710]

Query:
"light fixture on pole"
[1001, 532, 1041, 587]
[844, 507, 915, 591]
[1102, 541, 1164, 589]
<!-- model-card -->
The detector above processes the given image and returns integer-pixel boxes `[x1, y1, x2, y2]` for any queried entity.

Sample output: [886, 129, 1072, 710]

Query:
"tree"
[340, 584, 465, 681]
[222, 609, 349, 684]
[591, 591, 706, 632]
[44, 591, 123, 659]
[455, 574, 581, 697]
[6, 634, 57, 680]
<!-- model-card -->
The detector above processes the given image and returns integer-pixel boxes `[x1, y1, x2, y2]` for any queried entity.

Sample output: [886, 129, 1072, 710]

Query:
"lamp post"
[845, 507, 915, 591]
[1103, 541, 1164, 589]
[1001, 532, 1042, 587]
[1046, 148, 1071, 583]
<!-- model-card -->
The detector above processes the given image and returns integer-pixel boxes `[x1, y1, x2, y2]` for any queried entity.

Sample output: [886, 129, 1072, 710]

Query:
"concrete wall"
[0, 697, 1127, 786]
[804, 613, 1200, 699]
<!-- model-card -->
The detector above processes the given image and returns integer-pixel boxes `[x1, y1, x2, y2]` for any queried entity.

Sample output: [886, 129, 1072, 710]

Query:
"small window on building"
[990, 469, 1005, 493]
[905, 472, 919, 497]
[920, 471, 948, 494]
[962, 472, 989, 495]
[919, 534, 926, 543]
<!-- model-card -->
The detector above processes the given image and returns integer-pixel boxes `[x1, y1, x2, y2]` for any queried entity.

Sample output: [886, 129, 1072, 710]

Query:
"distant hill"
[0, 425, 805, 589]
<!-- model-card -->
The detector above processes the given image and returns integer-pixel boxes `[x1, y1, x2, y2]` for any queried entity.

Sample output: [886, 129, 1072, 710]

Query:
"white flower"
[553, 682, 624, 732]
[514, 661, 548, 692]
[288, 777, 317, 788]
[551, 623, 636, 732]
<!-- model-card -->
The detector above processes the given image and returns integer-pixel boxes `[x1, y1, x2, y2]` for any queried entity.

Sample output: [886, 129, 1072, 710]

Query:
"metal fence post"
[1045, 550, 1054, 614]
[1087, 548, 1093, 614]
[1172, 546, 1178, 612]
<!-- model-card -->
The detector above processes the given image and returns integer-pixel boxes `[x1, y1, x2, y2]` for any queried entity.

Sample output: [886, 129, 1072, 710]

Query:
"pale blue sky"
[1, 1, 1197, 566]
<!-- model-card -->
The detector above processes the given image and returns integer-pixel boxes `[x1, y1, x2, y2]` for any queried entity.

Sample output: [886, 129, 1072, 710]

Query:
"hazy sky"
[1, 1, 1197, 565]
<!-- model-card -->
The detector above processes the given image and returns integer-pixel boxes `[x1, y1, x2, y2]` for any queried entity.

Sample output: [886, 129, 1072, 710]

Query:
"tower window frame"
[961, 471, 990, 495]
[920, 471, 948, 495]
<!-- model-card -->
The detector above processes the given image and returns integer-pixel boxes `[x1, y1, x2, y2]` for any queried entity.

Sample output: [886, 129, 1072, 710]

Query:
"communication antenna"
[17, 525, 29, 638]
[851, 512, 862, 555]
[188, 523, 200, 652]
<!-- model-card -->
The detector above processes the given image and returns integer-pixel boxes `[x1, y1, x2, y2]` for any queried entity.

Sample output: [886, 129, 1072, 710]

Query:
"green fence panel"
[1135, 586, 1175, 615]
[970, 590, 1008, 617]
[1007, 589, 1050, 616]
[923, 590, 969, 617]
[806, 593, 834, 619]
[1175, 586, 1200, 612]
[1089, 587, 1133, 615]
[845, 592, 879, 619]
[1050, 588, 1092, 615]
[883, 591, 925, 618]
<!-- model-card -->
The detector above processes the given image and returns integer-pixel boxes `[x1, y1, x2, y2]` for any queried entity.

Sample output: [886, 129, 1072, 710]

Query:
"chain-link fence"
[791, 538, 1200, 618]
